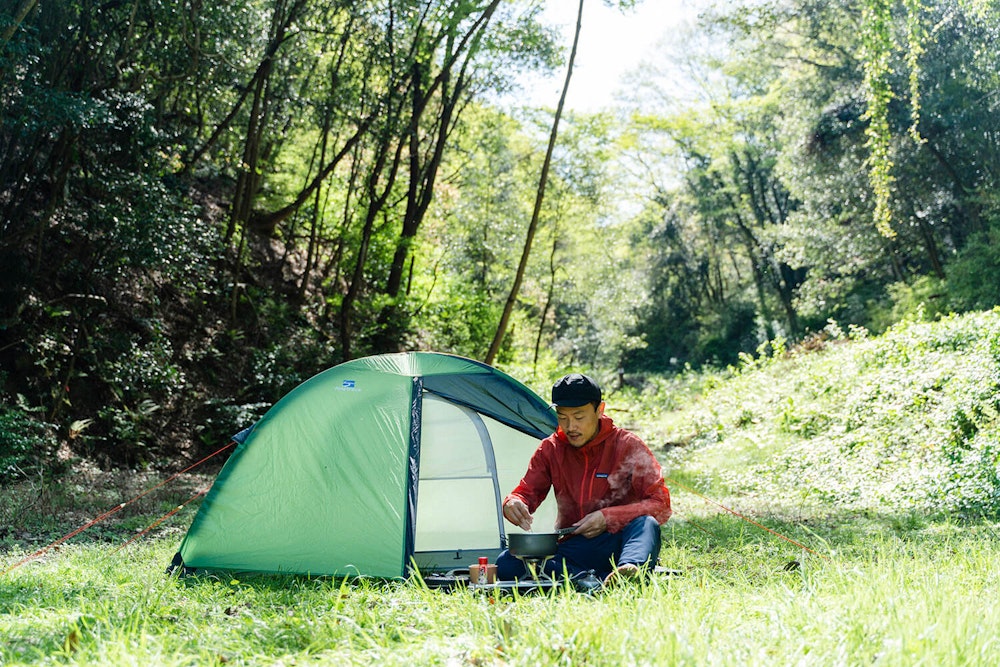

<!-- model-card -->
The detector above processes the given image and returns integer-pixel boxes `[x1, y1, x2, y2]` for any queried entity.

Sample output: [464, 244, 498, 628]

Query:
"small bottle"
[478, 556, 489, 584]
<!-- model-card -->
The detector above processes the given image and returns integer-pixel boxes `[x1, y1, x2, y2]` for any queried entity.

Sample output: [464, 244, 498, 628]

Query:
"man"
[496, 373, 671, 586]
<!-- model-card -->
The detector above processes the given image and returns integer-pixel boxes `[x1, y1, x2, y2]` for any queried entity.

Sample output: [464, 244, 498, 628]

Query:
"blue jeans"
[495, 515, 662, 581]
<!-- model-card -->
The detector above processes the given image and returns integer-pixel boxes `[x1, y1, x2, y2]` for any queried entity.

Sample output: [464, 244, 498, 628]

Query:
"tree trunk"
[0, 0, 38, 48]
[533, 234, 559, 374]
[485, 0, 585, 365]
[386, 2, 501, 297]
[339, 97, 408, 360]
[913, 209, 946, 279]
[299, 111, 331, 301]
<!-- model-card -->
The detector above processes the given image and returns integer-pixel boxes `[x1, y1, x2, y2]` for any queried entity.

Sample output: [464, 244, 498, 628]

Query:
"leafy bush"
[868, 276, 950, 333]
[667, 309, 1000, 519]
[0, 404, 59, 483]
[948, 224, 1000, 311]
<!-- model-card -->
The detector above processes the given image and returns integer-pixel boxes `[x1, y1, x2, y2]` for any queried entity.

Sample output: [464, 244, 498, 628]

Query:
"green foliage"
[83, 322, 186, 462]
[668, 309, 1000, 519]
[947, 220, 1000, 311]
[860, 0, 898, 237]
[81, 170, 221, 283]
[244, 313, 333, 398]
[603, 370, 717, 447]
[0, 404, 58, 484]
[867, 275, 950, 333]
[420, 287, 503, 361]
[1, 0, 571, 467]
[3, 0, 1000, 476]
[621, 0, 1000, 374]
[692, 302, 761, 368]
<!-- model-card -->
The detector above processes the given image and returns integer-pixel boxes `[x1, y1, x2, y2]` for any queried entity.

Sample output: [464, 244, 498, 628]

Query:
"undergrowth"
[659, 308, 1000, 520]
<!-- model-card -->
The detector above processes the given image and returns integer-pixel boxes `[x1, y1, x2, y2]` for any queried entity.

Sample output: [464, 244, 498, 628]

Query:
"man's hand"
[571, 510, 607, 538]
[503, 498, 533, 531]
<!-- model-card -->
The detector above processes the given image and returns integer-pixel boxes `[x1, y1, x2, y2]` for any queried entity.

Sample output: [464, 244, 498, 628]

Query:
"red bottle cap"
[478, 556, 488, 565]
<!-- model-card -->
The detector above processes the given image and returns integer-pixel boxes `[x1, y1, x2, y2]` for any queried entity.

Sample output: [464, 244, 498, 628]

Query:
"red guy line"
[664, 475, 829, 560]
[113, 486, 211, 554]
[1, 441, 235, 576]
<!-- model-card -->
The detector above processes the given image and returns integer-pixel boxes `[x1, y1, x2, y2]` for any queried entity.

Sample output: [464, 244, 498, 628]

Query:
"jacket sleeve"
[503, 440, 553, 514]
[600, 438, 672, 533]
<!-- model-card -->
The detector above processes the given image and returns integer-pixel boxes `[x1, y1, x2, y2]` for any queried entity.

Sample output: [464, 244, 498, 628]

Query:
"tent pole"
[403, 376, 424, 576]
[465, 409, 507, 544]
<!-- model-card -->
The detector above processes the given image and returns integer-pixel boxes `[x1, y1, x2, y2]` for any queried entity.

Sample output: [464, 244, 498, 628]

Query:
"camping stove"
[505, 530, 569, 580]
[513, 554, 553, 581]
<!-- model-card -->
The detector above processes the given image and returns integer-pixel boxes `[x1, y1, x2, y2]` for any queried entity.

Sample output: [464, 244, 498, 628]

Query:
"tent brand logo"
[340, 380, 357, 390]
[595, 472, 609, 479]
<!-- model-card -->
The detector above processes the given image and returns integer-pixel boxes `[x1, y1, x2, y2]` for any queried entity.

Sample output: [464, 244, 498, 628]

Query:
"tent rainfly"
[172, 352, 558, 578]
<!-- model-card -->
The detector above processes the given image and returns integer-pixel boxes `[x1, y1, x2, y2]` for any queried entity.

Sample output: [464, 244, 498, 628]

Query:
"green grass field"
[4, 513, 1000, 665]
[4, 310, 1000, 665]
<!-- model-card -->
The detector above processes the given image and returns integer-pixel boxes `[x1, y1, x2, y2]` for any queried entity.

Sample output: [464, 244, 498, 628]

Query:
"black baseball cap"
[551, 373, 602, 408]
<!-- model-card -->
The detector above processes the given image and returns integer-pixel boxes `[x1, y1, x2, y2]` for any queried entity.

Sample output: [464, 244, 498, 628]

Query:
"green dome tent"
[173, 352, 558, 578]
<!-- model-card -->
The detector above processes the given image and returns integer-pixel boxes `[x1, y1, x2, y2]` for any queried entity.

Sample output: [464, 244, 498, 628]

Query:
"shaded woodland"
[1, 0, 998, 471]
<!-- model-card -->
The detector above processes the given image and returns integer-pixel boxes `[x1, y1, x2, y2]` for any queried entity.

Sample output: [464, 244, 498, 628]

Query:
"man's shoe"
[602, 563, 641, 588]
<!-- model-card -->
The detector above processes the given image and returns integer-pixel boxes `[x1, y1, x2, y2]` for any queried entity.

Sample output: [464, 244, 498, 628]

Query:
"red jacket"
[505, 415, 672, 533]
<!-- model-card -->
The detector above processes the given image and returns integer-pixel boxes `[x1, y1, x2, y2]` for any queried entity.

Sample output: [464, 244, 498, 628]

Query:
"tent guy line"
[0, 440, 236, 577]
[664, 475, 829, 560]
[114, 485, 213, 556]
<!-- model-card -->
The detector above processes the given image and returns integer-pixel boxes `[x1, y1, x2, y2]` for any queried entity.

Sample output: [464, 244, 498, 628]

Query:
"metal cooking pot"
[507, 528, 575, 558]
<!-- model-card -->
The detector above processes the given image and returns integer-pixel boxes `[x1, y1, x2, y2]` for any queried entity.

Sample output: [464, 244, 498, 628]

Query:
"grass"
[5, 514, 1000, 665]
[4, 308, 1000, 665]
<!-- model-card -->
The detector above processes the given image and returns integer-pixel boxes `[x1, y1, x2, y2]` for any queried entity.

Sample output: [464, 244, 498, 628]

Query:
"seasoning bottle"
[478, 556, 489, 585]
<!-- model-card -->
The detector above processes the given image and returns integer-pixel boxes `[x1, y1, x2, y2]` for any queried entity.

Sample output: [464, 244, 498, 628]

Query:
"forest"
[1, 0, 998, 472]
